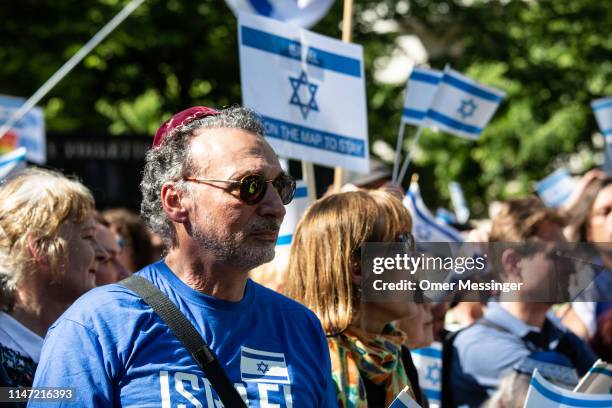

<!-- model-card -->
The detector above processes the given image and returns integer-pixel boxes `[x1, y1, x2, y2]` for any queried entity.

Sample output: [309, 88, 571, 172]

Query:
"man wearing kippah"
[30, 106, 337, 407]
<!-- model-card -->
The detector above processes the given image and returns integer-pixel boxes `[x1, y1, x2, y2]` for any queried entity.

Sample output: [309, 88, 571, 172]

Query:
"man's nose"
[257, 183, 287, 220]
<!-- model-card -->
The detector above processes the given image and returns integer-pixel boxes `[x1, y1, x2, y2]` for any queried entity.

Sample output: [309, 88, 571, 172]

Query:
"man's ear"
[27, 236, 48, 267]
[500, 248, 522, 280]
[161, 182, 190, 223]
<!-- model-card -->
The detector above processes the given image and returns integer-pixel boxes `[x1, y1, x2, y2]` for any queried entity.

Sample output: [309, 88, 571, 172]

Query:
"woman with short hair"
[285, 190, 426, 407]
[0, 168, 100, 387]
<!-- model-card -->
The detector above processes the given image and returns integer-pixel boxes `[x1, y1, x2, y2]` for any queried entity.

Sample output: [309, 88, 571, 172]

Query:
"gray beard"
[192, 217, 280, 270]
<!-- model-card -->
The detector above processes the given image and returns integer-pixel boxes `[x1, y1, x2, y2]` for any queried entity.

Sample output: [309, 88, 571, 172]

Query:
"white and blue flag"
[448, 181, 469, 224]
[0, 95, 46, 164]
[240, 346, 291, 384]
[574, 359, 612, 394]
[535, 168, 577, 208]
[592, 97, 612, 142]
[525, 369, 612, 407]
[402, 68, 443, 126]
[0, 147, 26, 181]
[423, 67, 505, 140]
[226, 0, 334, 28]
[411, 342, 442, 408]
[388, 386, 422, 408]
[403, 181, 463, 243]
[239, 13, 369, 172]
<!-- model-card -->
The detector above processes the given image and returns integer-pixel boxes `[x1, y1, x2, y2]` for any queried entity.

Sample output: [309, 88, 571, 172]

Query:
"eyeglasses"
[184, 173, 296, 205]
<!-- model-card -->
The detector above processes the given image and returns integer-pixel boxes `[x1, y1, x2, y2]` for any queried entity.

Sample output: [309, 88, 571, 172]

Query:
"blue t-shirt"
[30, 260, 337, 407]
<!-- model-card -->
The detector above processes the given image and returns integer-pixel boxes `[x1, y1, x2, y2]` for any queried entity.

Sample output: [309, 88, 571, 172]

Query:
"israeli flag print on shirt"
[592, 97, 612, 141]
[424, 67, 506, 140]
[402, 68, 443, 126]
[241, 346, 291, 384]
[225, 0, 334, 29]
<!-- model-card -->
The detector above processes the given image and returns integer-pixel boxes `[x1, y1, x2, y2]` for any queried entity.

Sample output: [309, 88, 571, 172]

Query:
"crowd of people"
[0, 105, 610, 407]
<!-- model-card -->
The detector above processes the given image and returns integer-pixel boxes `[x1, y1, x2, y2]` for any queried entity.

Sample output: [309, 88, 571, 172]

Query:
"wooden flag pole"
[332, 0, 354, 192]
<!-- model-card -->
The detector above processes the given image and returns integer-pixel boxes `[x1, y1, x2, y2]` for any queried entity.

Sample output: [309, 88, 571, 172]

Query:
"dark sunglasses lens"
[240, 175, 266, 204]
[275, 176, 296, 205]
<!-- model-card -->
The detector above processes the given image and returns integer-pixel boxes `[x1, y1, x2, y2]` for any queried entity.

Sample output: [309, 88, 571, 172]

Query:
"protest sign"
[0, 95, 45, 164]
[239, 13, 369, 172]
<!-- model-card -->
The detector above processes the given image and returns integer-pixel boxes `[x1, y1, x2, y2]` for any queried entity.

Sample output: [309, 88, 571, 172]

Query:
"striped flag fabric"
[534, 168, 577, 208]
[574, 359, 612, 394]
[403, 181, 463, 243]
[410, 342, 443, 407]
[0, 147, 26, 180]
[240, 346, 291, 384]
[592, 97, 612, 141]
[402, 68, 443, 126]
[225, 0, 334, 28]
[423, 67, 505, 140]
[524, 369, 612, 407]
[388, 386, 423, 408]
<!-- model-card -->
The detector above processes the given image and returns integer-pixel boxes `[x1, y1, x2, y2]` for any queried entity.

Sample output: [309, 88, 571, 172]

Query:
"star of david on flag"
[240, 346, 291, 384]
[411, 342, 443, 407]
[592, 97, 612, 142]
[402, 68, 443, 126]
[423, 67, 506, 140]
[289, 71, 319, 119]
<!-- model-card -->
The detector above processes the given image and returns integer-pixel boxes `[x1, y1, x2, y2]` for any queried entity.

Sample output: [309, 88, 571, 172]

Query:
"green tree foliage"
[0, 0, 610, 215]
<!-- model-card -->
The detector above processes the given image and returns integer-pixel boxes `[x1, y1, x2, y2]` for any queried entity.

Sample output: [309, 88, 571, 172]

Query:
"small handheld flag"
[535, 168, 577, 208]
[574, 359, 612, 394]
[402, 68, 443, 126]
[423, 67, 506, 140]
[388, 386, 422, 408]
[403, 178, 463, 243]
[592, 97, 612, 141]
[524, 369, 612, 407]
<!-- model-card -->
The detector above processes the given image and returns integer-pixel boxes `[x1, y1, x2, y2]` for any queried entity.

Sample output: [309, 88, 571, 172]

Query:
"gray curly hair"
[140, 106, 265, 247]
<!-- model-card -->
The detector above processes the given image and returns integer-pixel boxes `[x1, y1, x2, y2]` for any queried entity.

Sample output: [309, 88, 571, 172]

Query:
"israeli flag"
[403, 181, 463, 243]
[535, 168, 577, 208]
[574, 359, 612, 394]
[388, 386, 423, 408]
[402, 68, 443, 126]
[410, 342, 442, 408]
[592, 97, 612, 141]
[423, 67, 505, 140]
[239, 13, 369, 172]
[226, 0, 334, 28]
[448, 181, 469, 224]
[525, 369, 612, 407]
[0, 147, 26, 181]
[240, 346, 291, 384]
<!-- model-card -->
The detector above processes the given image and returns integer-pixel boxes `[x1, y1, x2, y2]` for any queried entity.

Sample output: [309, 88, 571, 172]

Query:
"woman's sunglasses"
[184, 173, 296, 205]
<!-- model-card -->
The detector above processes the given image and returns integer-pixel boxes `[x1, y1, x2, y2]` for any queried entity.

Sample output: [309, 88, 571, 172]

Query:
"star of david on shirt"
[256, 361, 270, 374]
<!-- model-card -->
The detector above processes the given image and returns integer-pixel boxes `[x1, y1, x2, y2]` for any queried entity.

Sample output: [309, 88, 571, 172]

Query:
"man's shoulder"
[453, 318, 527, 361]
[251, 280, 320, 319]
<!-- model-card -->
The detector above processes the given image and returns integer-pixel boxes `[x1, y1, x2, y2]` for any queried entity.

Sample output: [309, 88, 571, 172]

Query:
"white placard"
[0, 95, 46, 164]
[239, 13, 369, 172]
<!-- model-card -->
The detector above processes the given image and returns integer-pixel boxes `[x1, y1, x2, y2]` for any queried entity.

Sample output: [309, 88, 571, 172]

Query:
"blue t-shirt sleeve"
[29, 318, 114, 407]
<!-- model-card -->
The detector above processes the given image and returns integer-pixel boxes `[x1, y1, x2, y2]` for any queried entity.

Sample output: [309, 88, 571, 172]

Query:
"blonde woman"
[0, 168, 100, 387]
[285, 190, 426, 407]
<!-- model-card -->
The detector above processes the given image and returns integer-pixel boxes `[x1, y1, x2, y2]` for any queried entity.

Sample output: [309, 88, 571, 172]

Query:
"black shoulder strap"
[120, 275, 247, 408]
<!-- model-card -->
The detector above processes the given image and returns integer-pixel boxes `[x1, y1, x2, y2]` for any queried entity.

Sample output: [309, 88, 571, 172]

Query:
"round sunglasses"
[184, 173, 296, 205]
